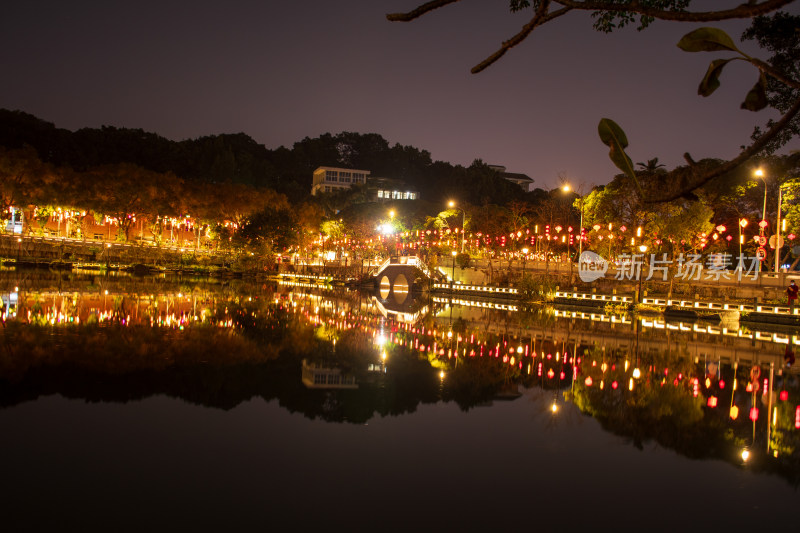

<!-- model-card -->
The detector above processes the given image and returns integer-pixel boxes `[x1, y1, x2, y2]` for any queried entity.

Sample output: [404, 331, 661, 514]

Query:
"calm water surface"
[0, 273, 797, 531]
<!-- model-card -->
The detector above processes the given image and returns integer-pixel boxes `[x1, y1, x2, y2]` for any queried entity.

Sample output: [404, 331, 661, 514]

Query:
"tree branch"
[751, 58, 800, 90]
[387, 0, 463, 22]
[647, 95, 800, 203]
[473, 3, 572, 73]
[556, 0, 796, 22]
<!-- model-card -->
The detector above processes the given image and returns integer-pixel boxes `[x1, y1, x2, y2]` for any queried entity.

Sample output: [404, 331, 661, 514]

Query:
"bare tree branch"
[472, 3, 573, 74]
[647, 95, 800, 203]
[556, 0, 796, 22]
[387, 0, 463, 22]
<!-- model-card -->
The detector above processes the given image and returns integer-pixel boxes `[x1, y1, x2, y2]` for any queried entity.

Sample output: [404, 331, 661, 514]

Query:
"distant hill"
[0, 109, 529, 205]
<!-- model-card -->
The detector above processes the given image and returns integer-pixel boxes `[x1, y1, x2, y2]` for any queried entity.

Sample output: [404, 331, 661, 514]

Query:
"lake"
[0, 272, 797, 531]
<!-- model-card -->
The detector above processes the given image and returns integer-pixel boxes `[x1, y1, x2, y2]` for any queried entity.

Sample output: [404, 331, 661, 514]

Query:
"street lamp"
[754, 168, 767, 273]
[638, 244, 648, 303]
[522, 247, 528, 276]
[447, 201, 466, 254]
[776, 183, 783, 273]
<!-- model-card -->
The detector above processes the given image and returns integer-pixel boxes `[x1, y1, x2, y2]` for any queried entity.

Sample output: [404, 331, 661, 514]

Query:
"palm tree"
[636, 158, 666, 173]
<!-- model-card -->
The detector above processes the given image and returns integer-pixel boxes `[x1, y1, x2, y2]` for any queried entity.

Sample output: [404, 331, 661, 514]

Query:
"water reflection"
[0, 271, 798, 486]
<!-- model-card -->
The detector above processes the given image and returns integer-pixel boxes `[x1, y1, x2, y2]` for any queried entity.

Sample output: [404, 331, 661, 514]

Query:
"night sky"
[2, 1, 797, 189]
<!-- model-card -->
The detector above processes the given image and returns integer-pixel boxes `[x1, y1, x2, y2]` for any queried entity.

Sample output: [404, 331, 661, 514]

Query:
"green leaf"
[698, 58, 733, 97]
[741, 72, 768, 111]
[677, 28, 741, 54]
[598, 118, 637, 182]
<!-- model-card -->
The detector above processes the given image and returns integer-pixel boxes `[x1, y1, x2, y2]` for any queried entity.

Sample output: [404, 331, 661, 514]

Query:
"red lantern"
[749, 407, 759, 421]
[611, 381, 619, 390]
[707, 396, 718, 408]
[547, 369, 555, 379]
[780, 390, 789, 401]
[585, 376, 593, 387]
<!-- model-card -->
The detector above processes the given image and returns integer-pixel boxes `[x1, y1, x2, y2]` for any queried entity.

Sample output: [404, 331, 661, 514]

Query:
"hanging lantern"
[730, 405, 739, 420]
[707, 396, 718, 408]
[749, 407, 759, 421]
[780, 390, 789, 401]
[585, 376, 593, 387]
[611, 380, 618, 390]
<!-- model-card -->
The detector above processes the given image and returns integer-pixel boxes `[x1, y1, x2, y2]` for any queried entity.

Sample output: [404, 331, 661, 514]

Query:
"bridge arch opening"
[393, 274, 409, 305]
[379, 276, 391, 299]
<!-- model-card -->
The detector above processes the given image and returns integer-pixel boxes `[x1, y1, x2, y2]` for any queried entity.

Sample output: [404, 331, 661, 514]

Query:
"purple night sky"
[1, 1, 796, 189]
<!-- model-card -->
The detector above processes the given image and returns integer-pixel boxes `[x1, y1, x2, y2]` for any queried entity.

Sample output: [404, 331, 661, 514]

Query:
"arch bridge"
[373, 256, 441, 306]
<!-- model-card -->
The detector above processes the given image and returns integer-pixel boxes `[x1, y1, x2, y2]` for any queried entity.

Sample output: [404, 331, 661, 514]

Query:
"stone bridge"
[373, 256, 441, 306]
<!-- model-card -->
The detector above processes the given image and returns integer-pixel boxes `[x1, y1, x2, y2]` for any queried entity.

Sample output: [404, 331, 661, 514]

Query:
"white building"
[311, 166, 370, 196]
[311, 167, 418, 200]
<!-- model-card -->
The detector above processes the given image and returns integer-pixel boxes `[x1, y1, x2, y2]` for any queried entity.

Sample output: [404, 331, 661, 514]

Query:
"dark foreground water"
[0, 273, 797, 531]
[2, 393, 796, 532]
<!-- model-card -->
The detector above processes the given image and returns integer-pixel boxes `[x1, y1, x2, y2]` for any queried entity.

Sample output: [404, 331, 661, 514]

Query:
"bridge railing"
[373, 256, 441, 281]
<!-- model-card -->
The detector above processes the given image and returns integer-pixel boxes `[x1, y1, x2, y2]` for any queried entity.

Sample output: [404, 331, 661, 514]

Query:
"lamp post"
[451, 250, 457, 282]
[755, 169, 767, 273]
[522, 247, 528, 276]
[638, 244, 648, 303]
[447, 201, 466, 254]
[562, 184, 584, 282]
[775, 184, 783, 273]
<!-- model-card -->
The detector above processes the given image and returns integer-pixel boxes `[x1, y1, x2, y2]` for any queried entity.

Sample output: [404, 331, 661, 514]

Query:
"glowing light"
[741, 449, 750, 462]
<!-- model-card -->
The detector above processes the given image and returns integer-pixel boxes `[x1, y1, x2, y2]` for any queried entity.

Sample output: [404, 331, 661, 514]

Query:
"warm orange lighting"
[707, 396, 718, 408]
[730, 406, 739, 419]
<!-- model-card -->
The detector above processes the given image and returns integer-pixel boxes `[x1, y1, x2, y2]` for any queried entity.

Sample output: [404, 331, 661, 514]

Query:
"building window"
[353, 173, 364, 183]
[340, 171, 351, 183]
[325, 170, 338, 182]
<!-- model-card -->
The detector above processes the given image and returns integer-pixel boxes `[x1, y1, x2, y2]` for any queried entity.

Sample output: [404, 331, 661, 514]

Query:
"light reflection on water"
[0, 272, 798, 529]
